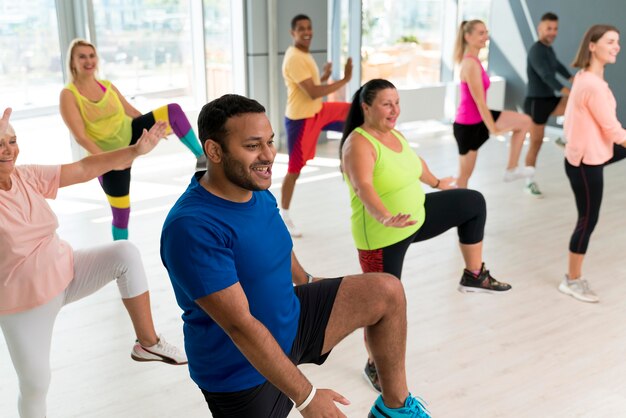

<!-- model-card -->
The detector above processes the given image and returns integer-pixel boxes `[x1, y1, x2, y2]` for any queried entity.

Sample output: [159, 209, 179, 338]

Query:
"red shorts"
[284, 102, 350, 173]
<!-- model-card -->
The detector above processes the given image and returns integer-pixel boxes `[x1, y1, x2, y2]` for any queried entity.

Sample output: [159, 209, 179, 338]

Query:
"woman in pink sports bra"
[453, 20, 533, 188]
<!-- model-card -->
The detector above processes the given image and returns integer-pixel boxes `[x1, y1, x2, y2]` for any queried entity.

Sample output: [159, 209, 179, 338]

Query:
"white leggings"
[0, 240, 149, 418]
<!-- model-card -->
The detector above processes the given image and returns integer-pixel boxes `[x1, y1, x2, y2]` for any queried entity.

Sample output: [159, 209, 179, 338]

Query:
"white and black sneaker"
[131, 335, 187, 365]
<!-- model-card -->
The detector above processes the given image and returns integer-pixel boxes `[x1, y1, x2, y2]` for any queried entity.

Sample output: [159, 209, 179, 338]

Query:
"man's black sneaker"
[363, 360, 382, 393]
[458, 263, 511, 293]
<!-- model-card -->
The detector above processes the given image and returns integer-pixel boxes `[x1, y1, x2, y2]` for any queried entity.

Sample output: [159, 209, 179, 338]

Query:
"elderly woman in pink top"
[0, 109, 186, 418]
[559, 25, 626, 304]
[453, 20, 533, 188]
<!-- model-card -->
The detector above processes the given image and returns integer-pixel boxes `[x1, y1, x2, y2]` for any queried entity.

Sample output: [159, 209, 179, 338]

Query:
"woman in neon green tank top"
[340, 79, 511, 393]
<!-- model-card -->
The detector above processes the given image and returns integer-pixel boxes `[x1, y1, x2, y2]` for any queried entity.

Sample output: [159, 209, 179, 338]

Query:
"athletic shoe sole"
[457, 285, 509, 294]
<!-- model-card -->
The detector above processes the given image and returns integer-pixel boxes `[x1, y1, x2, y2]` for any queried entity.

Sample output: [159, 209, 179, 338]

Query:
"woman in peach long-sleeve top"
[559, 24, 626, 303]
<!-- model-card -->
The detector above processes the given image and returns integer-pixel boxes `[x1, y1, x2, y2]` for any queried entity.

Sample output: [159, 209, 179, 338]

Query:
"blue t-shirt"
[160, 173, 300, 392]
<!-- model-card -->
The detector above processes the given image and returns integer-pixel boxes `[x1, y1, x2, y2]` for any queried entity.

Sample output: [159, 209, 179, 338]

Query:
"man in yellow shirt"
[281, 14, 352, 237]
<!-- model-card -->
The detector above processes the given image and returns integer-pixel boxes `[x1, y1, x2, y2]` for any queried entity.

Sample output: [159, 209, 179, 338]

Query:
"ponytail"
[453, 19, 484, 63]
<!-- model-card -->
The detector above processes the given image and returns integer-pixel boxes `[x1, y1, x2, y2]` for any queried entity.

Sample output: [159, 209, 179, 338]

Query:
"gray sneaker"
[554, 137, 567, 147]
[558, 276, 599, 303]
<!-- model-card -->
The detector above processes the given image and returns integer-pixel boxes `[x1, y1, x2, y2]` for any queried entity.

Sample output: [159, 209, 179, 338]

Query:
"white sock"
[281, 208, 291, 220]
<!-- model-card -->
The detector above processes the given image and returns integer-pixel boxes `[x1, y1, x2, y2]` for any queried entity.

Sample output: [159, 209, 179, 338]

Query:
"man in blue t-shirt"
[160, 94, 430, 418]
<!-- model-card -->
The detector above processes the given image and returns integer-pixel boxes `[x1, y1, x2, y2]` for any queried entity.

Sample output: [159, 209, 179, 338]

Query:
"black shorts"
[524, 96, 561, 124]
[201, 277, 343, 418]
[453, 110, 501, 155]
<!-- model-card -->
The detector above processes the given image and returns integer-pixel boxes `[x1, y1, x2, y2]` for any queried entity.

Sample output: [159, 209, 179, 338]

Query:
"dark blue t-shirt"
[160, 173, 300, 392]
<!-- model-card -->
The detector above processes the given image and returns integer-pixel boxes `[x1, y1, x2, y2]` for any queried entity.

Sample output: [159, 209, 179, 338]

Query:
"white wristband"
[296, 386, 317, 412]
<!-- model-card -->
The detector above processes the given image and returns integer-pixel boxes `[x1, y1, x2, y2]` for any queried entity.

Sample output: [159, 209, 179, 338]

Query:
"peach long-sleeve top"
[564, 71, 626, 166]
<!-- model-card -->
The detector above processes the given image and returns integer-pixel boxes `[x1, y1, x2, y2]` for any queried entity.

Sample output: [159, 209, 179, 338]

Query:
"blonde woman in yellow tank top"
[59, 39, 206, 240]
[339, 79, 511, 393]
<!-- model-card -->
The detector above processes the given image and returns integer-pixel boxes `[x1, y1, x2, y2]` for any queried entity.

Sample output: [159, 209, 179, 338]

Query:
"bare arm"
[342, 133, 416, 228]
[111, 83, 142, 118]
[59, 122, 166, 187]
[320, 62, 332, 83]
[419, 157, 456, 190]
[59, 89, 105, 155]
[298, 58, 353, 100]
[461, 58, 498, 133]
[197, 283, 312, 403]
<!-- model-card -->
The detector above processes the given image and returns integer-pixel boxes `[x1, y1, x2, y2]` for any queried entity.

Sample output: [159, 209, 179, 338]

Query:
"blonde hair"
[571, 24, 620, 69]
[66, 38, 97, 83]
[454, 20, 484, 63]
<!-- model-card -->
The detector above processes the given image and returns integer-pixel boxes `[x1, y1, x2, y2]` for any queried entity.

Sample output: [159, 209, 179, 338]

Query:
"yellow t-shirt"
[65, 80, 133, 152]
[282, 46, 323, 119]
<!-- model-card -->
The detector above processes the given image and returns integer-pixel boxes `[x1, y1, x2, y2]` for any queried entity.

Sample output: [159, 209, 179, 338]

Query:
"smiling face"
[70, 44, 98, 79]
[538, 19, 559, 45]
[0, 124, 18, 180]
[590, 30, 621, 66]
[219, 112, 276, 192]
[291, 18, 313, 51]
[363, 88, 400, 131]
[465, 22, 489, 49]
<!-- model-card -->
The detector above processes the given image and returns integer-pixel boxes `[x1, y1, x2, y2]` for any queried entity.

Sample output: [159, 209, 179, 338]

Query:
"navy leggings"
[358, 189, 486, 279]
[565, 144, 626, 254]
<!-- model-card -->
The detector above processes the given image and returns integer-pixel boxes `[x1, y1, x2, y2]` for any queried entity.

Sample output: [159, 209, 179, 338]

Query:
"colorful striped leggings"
[99, 103, 203, 240]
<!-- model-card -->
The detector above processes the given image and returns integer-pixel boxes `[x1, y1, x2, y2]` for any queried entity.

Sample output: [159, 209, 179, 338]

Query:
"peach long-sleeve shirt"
[564, 71, 626, 166]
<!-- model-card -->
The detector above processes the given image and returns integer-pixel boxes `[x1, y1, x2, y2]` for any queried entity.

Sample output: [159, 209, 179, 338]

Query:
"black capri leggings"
[358, 189, 486, 279]
[565, 143, 626, 254]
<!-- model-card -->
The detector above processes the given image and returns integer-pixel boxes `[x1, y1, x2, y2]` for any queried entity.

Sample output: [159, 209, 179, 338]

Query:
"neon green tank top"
[65, 80, 132, 152]
[345, 127, 426, 250]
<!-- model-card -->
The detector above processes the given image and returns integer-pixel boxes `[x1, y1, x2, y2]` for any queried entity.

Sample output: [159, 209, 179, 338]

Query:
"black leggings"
[565, 144, 626, 254]
[358, 189, 486, 279]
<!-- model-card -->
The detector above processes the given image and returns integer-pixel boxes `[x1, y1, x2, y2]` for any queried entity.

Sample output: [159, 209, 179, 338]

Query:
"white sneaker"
[503, 166, 535, 182]
[524, 182, 543, 198]
[281, 211, 303, 238]
[131, 334, 188, 365]
[558, 276, 599, 303]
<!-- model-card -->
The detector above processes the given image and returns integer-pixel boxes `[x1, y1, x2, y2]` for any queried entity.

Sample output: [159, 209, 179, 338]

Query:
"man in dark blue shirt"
[524, 12, 572, 198]
[161, 94, 430, 418]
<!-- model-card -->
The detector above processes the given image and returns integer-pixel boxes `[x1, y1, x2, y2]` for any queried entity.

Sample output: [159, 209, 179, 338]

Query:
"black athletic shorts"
[523, 96, 561, 124]
[201, 277, 343, 418]
[453, 110, 501, 155]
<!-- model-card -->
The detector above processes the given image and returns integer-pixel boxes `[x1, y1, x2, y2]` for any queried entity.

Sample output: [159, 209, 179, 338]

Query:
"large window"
[0, 0, 63, 112]
[92, 0, 194, 100]
[204, 0, 235, 100]
[361, 0, 443, 87]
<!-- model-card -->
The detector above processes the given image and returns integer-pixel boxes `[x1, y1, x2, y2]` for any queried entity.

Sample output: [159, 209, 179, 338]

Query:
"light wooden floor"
[3, 122, 626, 417]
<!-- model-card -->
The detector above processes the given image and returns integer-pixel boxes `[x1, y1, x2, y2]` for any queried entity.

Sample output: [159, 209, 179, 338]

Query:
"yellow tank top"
[65, 80, 132, 151]
[345, 127, 426, 250]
